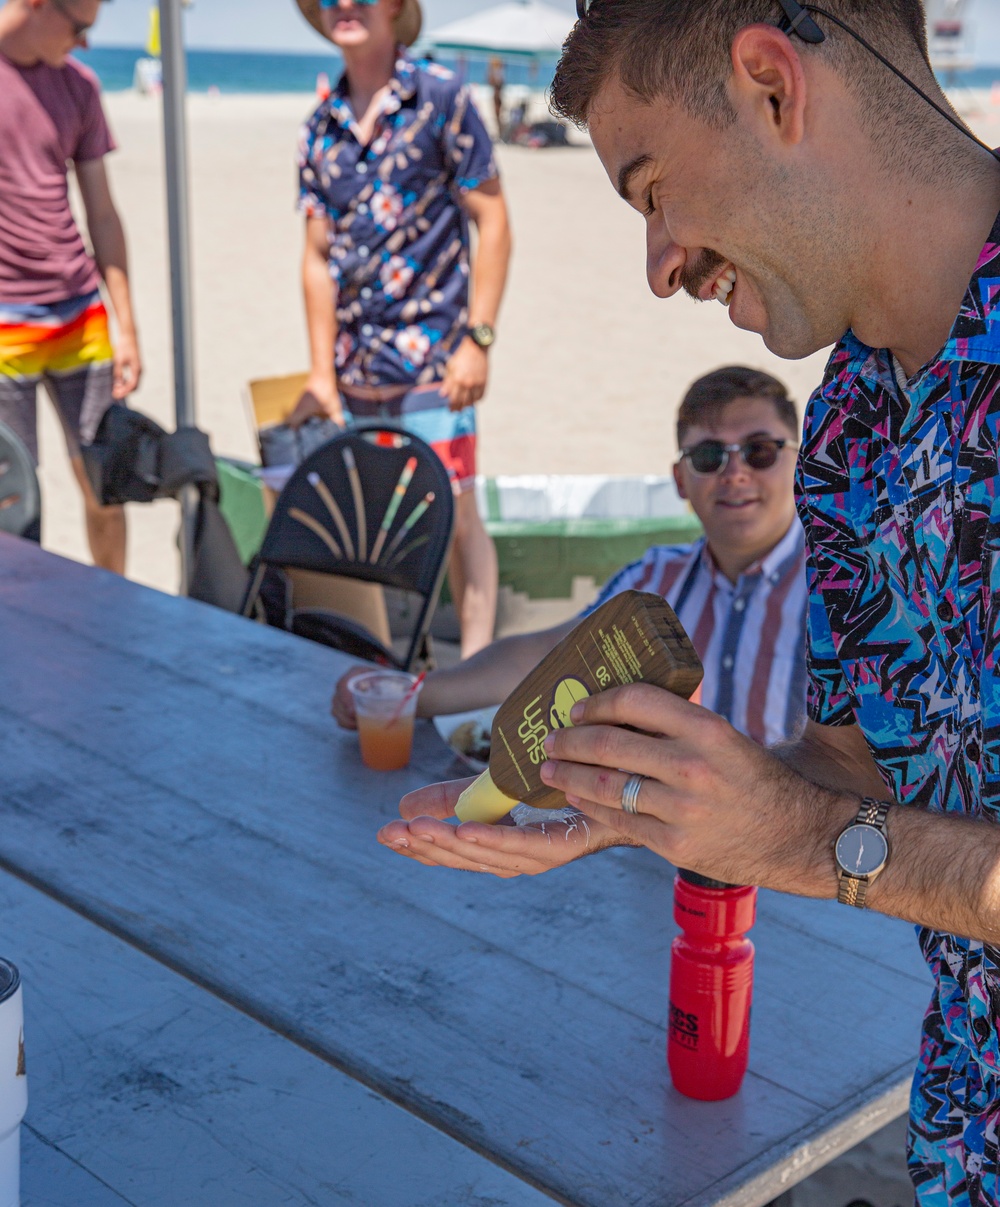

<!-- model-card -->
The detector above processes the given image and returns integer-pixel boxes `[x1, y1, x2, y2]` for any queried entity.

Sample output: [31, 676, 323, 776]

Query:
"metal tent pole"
[158, 0, 198, 595]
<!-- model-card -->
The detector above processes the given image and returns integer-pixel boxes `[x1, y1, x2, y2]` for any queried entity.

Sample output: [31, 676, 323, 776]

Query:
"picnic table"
[0, 534, 932, 1207]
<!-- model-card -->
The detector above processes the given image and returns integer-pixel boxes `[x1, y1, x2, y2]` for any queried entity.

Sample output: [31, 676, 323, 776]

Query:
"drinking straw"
[370, 455, 417, 563]
[289, 507, 343, 558]
[387, 671, 426, 727]
[381, 490, 435, 564]
[342, 447, 367, 560]
[308, 471, 354, 560]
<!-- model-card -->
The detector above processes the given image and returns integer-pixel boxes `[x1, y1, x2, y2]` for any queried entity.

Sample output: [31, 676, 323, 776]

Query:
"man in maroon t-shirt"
[0, 0, 141, 574]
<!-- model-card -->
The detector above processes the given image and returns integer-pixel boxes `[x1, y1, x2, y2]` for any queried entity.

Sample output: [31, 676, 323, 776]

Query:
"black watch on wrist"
[834, 797, 892, 908]
[466, 322, 495, 349]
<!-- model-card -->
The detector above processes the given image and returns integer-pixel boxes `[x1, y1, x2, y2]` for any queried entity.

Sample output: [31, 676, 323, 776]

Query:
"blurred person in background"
[0, 0, 141, 573]
[488, 56, 506, 140]
[292, 0, 512, 657]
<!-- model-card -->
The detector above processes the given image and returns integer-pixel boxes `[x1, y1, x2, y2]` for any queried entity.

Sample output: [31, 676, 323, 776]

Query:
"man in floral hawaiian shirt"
[390, 2, 1000, 1201]
[293, 0, 512, 658]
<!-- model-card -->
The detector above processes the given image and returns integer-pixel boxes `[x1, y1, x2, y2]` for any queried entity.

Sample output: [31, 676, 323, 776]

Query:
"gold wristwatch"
[834, 797, 891, 908]
[467, 322, 495, 349]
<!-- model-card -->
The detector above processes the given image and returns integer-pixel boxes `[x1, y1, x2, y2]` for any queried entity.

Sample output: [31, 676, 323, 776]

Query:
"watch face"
[470, 323, 495, 348]
[836, 823, 888, 878]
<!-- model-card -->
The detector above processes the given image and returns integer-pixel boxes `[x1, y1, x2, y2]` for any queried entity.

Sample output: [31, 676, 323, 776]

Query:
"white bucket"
[0, 961, 26, 1207]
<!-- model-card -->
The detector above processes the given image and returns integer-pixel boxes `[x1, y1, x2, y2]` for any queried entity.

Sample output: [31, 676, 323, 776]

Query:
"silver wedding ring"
[621, 773, 646, 815]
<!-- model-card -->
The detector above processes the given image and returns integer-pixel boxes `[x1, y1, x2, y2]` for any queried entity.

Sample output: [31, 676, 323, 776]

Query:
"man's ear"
[673, 461, 689, 502]
[729, 24, 808, 149]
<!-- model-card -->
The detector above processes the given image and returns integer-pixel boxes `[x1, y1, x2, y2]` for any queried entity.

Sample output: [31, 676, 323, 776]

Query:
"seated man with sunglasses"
[335, 365, 806, 840]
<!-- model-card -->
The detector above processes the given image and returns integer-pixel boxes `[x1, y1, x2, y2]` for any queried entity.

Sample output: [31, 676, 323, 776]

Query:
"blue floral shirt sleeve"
[296, 114, 326, 219]
[441, 83, 498, 195]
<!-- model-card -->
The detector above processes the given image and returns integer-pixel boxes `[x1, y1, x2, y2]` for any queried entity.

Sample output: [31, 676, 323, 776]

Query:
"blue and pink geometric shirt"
[797, 210, 1000, 1200]
[297, 51, 497, 391]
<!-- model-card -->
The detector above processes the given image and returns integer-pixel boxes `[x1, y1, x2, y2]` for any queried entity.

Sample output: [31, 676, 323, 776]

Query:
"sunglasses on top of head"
[319, 0, 379, 8]
[678, 437, 793, 477]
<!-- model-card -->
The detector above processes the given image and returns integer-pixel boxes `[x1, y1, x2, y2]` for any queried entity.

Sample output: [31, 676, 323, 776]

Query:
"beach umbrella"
[426, 0, 574, 59]
[158, 0, 198, 592]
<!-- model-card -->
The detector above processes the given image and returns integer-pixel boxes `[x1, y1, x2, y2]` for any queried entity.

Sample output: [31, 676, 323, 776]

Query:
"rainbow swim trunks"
[0, 289, 114, 462]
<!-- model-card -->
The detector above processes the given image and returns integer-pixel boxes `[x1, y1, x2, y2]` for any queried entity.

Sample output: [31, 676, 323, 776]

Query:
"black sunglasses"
[679, 437, 793, 477]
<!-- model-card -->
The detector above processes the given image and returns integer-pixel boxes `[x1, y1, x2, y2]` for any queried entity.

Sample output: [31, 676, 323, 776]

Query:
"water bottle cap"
[679, 869, 740, 890]
[0, 960, 20, 1005]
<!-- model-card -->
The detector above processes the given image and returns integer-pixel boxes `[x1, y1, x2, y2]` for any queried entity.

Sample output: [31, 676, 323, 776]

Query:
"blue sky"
[90, 0, 1000, 61]
[91, 0, 575, 52]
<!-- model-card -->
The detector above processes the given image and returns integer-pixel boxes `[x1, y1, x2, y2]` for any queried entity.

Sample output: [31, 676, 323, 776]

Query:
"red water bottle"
[667, 870, 757, 1101]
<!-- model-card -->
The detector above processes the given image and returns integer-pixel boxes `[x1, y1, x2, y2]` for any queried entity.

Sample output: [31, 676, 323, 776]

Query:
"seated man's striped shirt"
[582, 520, 807, 745]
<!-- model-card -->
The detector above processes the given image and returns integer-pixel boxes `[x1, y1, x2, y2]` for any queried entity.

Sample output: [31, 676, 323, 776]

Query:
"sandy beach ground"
[37, 86, 833, 590]
[39, 87, 1000, 593]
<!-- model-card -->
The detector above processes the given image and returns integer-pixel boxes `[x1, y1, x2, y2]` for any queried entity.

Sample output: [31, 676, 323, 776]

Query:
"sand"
[37, 87, 1000, 593]
[37, 87, 822, 590]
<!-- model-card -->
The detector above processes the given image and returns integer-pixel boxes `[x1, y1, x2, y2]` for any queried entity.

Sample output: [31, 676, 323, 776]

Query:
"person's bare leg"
[70, 456, 126, 575]
[447, 488, 497, 658]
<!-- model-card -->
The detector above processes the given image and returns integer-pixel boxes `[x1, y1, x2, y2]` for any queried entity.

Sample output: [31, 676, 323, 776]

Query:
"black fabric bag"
[82, 405, 219, 505]
[82, 404, 166, 504]
[258, 417, 343, 468]
[81, 403, 249, 612]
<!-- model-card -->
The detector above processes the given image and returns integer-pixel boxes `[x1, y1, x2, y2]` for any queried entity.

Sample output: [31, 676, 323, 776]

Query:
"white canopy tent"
[426, 0, 574, 59]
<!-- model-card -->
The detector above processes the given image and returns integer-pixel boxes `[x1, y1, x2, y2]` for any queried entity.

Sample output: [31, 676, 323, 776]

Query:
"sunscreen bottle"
[455, 590, 703, 823]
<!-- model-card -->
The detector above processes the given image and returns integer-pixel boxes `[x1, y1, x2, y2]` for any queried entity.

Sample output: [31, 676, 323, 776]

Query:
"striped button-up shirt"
[583, 519, 808, 745]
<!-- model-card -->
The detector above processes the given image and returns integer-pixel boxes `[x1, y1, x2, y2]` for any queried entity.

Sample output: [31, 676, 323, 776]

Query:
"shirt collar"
[700, 516, 805, 588]
[330, 46, 417, 130]
[818, 203, 1000, 431]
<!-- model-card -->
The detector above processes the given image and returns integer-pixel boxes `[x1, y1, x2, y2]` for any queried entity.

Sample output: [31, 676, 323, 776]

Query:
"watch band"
[837, 797, 891, 908]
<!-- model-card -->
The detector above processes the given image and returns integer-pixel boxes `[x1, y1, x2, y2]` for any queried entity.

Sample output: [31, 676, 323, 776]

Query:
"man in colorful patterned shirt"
[340, 366, 807, 743]
[0, 0, 141, 573]
[396, 2, 1000, 1200]
[293, 0, 512, 657]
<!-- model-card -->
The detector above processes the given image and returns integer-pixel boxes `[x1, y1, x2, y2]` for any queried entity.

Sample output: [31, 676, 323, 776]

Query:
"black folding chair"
[0, 420, 41, 544]
[241, 424, 455, 671]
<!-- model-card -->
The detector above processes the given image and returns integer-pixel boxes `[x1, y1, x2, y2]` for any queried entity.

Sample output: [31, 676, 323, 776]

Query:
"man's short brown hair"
[551, 1, 931, 135]
[677, 366, 798, 444]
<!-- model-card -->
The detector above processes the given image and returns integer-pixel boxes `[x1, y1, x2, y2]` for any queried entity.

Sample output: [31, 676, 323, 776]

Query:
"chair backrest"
[0, 420, 41, 543]
[251, 425, 454, 668]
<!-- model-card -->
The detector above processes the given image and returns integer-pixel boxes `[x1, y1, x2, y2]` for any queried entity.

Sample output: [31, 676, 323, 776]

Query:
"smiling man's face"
[588, 72, 850, 362]
[673, 395, 799, 579]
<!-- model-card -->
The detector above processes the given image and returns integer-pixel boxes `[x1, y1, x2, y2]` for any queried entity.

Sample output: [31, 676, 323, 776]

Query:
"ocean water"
[76, 45, 561, 94]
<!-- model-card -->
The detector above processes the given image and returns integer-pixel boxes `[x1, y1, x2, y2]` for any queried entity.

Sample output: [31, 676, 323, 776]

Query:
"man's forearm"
[90, 213, 136, 337]
[772, 730, 888, 798]
[303, 251, 337, 383]
[773, 729, 1000, 942]
[468, 200, 511, 327]
[418, 622, 571, 717]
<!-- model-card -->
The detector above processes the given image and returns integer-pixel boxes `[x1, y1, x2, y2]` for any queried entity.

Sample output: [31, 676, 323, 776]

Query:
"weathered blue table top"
[0, 535, 932, 1207]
